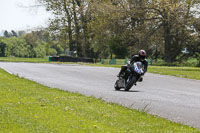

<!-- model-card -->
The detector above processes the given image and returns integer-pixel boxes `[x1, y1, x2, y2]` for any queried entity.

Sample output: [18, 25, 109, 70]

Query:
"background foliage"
[0, 0, 200, 65]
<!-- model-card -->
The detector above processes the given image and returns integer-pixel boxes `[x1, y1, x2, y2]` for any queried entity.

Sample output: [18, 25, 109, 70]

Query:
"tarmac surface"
[0, 62, 200, 129]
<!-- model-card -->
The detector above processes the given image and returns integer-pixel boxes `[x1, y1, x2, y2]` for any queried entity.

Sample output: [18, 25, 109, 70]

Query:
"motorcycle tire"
[125, 76, 136, 91]
[114, 80, 121, 90]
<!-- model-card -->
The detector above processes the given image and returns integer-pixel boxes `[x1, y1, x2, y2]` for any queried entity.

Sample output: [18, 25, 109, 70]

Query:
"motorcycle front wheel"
[125, 76, 136, 91]
[114, 80, 121, 90]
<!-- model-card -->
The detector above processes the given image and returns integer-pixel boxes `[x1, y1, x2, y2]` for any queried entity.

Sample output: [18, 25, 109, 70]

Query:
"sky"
[0, 0, 51, 34]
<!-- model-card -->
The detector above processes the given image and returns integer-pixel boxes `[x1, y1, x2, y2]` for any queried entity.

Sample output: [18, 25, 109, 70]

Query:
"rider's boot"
[138, 77, 143, 82]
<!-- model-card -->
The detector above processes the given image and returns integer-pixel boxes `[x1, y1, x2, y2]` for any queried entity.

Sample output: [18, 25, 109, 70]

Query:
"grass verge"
[0, 57, 49, 63]
[148, 66, 200, 80]
[0, 68, 200, 132]
[81, 63, 200, 80]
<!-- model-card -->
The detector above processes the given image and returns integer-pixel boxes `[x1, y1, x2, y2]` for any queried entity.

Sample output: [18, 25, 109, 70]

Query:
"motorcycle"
[114, 61, 144, 91]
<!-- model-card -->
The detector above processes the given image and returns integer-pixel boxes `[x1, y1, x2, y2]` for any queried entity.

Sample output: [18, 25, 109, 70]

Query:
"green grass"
[148, 66, 200, 80]
[151, 58, 200, 67]
[0, 57, 49, 63]
[0, 69, 200, 132]
[82, 63, 200, 80]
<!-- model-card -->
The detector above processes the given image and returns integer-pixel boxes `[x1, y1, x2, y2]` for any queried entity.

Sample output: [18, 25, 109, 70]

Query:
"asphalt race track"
[0, 62, 200, 129]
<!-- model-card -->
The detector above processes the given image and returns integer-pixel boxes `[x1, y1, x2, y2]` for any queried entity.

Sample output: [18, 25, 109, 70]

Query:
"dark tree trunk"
[164, 25, 173, 63]
[73, 0, 82, 57]
[80, 3, 90, 57]
[164, 25, 183, 63]
[0, 43, 6, 57]
[64, 0, 73, 51]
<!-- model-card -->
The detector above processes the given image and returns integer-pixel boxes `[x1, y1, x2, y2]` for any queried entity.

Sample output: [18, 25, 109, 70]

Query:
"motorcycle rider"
[117, 50, 148, 82]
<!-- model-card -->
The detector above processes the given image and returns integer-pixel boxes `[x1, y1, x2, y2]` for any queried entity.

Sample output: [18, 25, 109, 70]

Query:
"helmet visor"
[140, 55, 145, 60]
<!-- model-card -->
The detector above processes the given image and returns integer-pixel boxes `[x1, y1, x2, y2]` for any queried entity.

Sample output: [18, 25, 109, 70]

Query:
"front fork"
[124, 72, 141, 84]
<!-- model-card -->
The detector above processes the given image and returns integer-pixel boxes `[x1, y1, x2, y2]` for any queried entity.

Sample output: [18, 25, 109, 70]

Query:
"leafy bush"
[152, 58, 199, 67]
[33, 45, 47, 58]
[48, 48, 57, 56]
[12, 38, 31, 57]
[108, 37, 128, 59]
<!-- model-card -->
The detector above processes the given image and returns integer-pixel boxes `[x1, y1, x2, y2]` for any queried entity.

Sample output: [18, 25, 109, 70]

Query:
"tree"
[0, 41, 6, 57]
[144, 0, 200, 62]
[87, 0, 152, 57]
[108, 37, 128, 59]
[11, 30, 18, 37]
[39, 0, 74, 52]
[18, 30, 26, 37]
[24, 33, 38, 49]
[38, 0, 96, 57]
[37, 0, 200, 62]
[3, 30, 10, 38]
[33, 44, 47, 58]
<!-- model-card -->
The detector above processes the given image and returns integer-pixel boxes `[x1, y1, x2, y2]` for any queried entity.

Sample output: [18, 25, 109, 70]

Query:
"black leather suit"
[118, 55, 148, 76]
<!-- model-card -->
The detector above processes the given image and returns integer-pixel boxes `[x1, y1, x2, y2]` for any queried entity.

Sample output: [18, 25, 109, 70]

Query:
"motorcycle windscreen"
[134, 62, 143, 74]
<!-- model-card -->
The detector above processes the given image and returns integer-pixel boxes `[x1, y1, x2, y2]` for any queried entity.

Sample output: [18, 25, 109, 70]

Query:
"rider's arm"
[143, 60, 148, 73]
[130, 56, 137, 64]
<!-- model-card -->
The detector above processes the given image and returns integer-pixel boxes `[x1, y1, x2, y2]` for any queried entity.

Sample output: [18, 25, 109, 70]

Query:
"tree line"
[38, 0, 200, 63]
[0, 30, 63, 58]
[1, 0, 200, 63]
